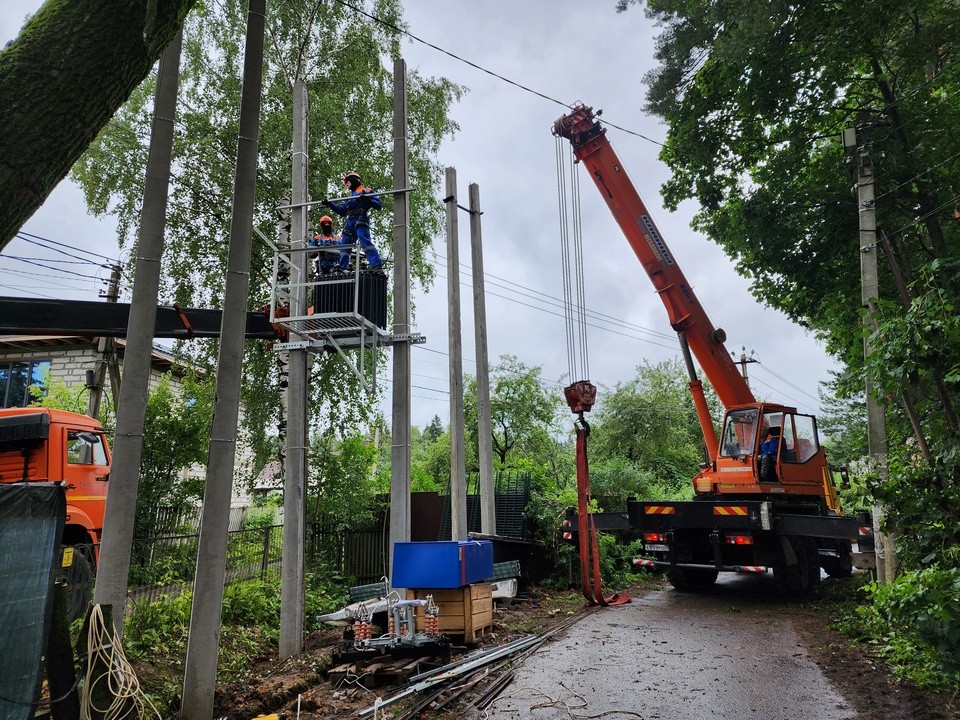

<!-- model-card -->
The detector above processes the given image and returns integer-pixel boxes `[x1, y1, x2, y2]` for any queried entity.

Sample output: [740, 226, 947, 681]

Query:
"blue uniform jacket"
[327, 186, 383, 224]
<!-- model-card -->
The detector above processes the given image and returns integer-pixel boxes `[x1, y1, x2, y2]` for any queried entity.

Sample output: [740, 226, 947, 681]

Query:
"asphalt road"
[482, 573, 856, 720]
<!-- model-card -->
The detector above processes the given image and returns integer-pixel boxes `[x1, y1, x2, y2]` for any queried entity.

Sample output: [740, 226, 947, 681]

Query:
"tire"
[821, 540, 853, 579]
[667, 567, 719, 592]
[59, 545, 94, 623]
[773, 537, 820, 598]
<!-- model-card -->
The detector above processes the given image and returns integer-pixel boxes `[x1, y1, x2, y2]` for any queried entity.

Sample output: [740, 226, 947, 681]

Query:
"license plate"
[644, 543, 669, 552]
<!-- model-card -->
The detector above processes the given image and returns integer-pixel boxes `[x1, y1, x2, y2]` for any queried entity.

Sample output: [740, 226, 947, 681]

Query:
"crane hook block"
[564, 380, 597, 415]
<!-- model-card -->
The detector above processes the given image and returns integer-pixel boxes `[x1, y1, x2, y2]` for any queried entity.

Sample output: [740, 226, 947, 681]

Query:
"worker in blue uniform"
[322, 171, 384, 273]
[309, 215, 341, 277]
[759, 426, 780, 482]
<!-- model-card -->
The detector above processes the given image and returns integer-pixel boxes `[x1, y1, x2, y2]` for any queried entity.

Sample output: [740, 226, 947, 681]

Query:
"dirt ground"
[206, 578, 958, 720]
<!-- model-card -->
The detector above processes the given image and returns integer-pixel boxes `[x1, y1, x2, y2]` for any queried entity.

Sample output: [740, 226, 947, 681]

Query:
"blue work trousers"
[339, 218, 382, 270]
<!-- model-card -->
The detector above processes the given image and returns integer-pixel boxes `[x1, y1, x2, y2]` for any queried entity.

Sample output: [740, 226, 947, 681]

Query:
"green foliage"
[464, 355, 566, 468]
[523, 475, 582, 583]
[625, 0, 960, 655]
[817, 375, 868, 470]
[591, 359, 707, 495]
[29, 373, 90, 417]
[596, 533, 644, 591]
[135, 373, 214, 538]
[125, 592, 192, 657]
[220, 580, 281, 631]
[588, 457, 693, 506]
[242, 507, 278, 529]
[841, 568, 960, 691]
[308, 432, 381, 527]
[305, 570, 349, 628]
[71, 0, 463, 467]
[409, 425, 452, 492]
[128, 538, 197, 587]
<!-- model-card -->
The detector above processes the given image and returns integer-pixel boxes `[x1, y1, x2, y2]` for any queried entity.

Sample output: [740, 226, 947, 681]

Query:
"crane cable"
[555, 136, 629, 608]
[555, 136, 589, 382]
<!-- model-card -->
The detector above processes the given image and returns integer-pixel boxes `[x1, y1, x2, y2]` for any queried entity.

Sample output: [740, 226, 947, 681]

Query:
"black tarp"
[0, 483, 65, 720]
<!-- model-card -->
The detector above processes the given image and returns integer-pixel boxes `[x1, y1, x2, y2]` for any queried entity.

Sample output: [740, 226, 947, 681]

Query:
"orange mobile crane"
[554, 104, 872, 595]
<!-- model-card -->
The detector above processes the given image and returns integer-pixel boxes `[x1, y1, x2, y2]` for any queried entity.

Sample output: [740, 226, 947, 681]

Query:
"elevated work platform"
[269, 245, 423, 390]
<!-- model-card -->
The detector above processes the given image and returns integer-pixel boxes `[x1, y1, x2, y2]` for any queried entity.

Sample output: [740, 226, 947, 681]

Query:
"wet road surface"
[483, 573, 856, 720]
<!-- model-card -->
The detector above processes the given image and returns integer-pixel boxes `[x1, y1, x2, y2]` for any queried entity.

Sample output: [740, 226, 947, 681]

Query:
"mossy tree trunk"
[0, 0, 196, 248]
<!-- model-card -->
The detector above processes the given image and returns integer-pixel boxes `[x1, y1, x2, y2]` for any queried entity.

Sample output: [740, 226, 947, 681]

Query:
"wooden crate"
[407, 583, 493, 643]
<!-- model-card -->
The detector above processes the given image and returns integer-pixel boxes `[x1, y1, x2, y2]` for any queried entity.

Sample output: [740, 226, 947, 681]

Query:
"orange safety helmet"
[318, 215, 333, 225]
[343, 170, 361, 186]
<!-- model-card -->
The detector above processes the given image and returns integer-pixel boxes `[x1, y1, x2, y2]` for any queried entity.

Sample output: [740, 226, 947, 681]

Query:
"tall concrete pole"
[445, 167, 468, 539]
[469, 183, 495, 536]
[390, 58, 412, 565]
[87, 264, 121, 419]
[280, 79, 308, 659]
[847, 118, 894, 583]
[93, 28, 183, 628]
[181, 2, 265, 716]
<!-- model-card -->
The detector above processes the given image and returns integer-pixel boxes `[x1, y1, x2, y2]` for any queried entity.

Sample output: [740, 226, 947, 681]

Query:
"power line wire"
[331, 0, 666, 148]
[15, 231, 120, 264]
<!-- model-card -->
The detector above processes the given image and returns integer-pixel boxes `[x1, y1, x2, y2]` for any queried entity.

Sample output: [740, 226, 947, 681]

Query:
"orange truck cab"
[0, 407, 110, 598]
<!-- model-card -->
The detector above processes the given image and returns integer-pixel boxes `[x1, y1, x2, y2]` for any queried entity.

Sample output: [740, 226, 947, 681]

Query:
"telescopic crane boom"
[553, 105, 753, 400]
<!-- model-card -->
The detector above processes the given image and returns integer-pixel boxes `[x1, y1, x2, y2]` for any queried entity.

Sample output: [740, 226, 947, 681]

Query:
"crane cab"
[699, 403, 834, 504]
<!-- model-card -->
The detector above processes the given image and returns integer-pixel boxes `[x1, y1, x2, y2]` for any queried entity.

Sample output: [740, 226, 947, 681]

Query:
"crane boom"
[553, 104, 754, 409]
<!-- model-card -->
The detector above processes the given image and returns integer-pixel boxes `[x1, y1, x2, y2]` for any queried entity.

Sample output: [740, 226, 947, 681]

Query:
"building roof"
[0, 335, 186, 374]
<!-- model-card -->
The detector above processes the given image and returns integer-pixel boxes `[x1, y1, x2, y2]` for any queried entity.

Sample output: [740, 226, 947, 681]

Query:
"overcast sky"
[1, 1, 839, 430]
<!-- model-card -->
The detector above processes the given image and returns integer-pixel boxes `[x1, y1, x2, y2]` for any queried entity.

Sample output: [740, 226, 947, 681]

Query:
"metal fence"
[128, 524, 283, 607]
[127, 519, 386, 607]
[125, 477, 533, 608]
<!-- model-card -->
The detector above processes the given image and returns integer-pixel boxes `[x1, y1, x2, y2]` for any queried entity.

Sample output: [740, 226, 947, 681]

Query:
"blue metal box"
[391, 540, 493, 589]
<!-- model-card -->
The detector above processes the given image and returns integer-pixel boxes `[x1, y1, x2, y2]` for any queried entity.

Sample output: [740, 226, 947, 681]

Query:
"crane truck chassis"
[553, 104, 875, 596]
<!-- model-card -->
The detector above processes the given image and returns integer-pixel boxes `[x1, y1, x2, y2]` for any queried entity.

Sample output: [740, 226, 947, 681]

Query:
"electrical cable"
[79, 604, 163, 720]
[15, 231, 121, 264]
[431, 257, 681, 353]
[0, 283, 59, 298]
[432, 255, 676, 343]
[872, 147, 960, 203]
[330, 0, 667, 147]
[7, 256, 105, 280]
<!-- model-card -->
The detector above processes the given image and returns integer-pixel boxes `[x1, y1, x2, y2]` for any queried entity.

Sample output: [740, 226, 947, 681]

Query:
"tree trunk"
[0, 0, 196, 248]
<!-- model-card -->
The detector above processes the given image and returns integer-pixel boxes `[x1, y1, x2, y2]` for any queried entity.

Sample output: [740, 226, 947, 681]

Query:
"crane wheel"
[58, 544, 94, 623]
[773, 537, 820, 599]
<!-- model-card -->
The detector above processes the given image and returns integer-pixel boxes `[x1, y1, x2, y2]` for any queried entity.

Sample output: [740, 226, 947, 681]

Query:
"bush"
[842, 566, 960, 691]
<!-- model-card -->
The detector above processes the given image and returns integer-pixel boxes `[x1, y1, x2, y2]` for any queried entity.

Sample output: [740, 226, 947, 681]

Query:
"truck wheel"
[773, 537, 820, 598]
[59, 545, 94, 623]
[820, 540, 853, 579]
[667, 567, 719, 592]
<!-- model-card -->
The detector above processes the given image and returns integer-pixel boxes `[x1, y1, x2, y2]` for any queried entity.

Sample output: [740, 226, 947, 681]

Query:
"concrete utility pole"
[181, 2, 265, 716]
[844, 118, 895, 583]
[87, 264, 121, 419]
[390, 58, 413, 564]
[469, 183, 496, 536]
[280, 79, 309, 659]
[93, 28, 183, 628]
[732, 346, 757, 390]
[444, 167, 468, 539]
